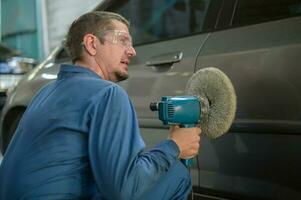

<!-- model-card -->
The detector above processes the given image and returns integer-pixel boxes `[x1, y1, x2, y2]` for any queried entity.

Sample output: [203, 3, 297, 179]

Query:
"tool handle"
[181, 158, 193, 167]
[180, 124, 195, 168]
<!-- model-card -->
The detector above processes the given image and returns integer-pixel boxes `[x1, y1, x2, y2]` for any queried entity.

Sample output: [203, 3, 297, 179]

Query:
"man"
[0, 11, 201, 199]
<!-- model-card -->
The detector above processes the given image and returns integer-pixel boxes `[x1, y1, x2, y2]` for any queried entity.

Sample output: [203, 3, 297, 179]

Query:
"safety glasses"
[99, 30, 133, 48]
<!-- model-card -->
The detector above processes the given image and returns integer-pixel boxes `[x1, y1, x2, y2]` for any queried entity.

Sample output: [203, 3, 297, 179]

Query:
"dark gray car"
[1, 0, 301, 199]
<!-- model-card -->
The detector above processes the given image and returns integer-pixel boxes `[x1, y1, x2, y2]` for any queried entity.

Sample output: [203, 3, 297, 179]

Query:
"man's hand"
[169, 126, 201, 159]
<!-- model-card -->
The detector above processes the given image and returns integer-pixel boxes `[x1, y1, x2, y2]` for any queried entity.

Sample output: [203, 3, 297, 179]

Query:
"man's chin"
[115, 72, 129, 82]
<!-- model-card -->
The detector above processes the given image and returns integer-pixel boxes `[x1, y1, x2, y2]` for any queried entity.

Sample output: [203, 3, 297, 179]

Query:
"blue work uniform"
[0, 64, 191, 200]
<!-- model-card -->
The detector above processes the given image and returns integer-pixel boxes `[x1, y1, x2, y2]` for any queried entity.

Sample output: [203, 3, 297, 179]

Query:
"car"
[0, 44, 36, 112]
[1, 0, 301, 199]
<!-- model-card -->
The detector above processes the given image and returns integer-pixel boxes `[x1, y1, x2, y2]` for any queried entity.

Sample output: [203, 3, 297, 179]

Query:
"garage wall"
[0, 0, 102, 61]
[1, 0, 39, 59]
[41, 0, 102, 57]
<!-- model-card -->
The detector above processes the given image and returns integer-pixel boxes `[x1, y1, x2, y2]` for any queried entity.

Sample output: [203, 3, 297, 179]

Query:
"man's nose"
[126, 46, 136, 57]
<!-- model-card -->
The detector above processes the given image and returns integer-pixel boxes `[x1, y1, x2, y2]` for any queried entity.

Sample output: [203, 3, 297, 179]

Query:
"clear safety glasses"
[99, 30, 133, 49]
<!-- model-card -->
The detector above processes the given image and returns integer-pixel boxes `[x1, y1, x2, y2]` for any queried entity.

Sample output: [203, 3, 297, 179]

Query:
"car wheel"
[1, 108, 25, 154]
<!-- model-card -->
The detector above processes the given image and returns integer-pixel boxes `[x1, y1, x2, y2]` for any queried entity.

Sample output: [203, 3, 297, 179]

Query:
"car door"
[194, 0, 301, 199]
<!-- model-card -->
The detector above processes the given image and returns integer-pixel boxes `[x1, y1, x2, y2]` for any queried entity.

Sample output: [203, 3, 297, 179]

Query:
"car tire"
[2, 109, 24, 154]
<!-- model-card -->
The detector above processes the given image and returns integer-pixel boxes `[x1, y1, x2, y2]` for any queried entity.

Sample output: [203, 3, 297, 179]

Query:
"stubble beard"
[114, 70, 129, 82]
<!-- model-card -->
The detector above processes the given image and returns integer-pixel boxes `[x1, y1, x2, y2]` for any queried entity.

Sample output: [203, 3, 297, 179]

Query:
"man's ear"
[82, 34, 97, 56]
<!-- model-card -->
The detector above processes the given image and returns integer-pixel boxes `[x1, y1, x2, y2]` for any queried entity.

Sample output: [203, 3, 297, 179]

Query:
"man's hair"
[65, 11, 129, 63]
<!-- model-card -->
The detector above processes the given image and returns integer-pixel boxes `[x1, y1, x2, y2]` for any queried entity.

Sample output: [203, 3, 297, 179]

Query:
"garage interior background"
[0, 0, 103, 62]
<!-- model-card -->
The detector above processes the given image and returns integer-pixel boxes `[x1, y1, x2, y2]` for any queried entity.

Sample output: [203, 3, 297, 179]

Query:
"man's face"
[95, 20, 136, 82]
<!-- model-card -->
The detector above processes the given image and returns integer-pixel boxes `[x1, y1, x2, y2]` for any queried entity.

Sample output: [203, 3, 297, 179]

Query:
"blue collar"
[58, 64, 102, 80]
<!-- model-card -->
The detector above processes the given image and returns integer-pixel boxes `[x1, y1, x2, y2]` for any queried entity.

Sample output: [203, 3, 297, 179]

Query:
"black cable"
[197, 154, 200, 187]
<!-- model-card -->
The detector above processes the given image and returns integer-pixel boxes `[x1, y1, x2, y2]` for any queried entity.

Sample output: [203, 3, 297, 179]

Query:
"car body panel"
[196, 16, 301, 121]
[192, 16, 301, 198]
[119, 34, 210, 119]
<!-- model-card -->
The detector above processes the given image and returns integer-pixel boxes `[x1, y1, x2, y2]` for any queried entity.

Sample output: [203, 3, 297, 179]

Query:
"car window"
[108, 0, 212, 45]
[232, 0, 301, 26]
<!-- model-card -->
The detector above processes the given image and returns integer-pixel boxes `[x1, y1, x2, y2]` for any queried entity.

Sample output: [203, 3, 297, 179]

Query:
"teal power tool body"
[150, 96, 201, 167]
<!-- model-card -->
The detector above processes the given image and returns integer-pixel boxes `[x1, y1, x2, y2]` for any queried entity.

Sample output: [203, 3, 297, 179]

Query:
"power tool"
[150, 67, 237, 167]
[150, 96, 203, 167]
[149, 96, 201, 127]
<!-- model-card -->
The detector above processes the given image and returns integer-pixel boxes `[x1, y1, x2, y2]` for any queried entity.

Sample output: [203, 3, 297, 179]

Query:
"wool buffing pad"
[185, 67, 237, 138]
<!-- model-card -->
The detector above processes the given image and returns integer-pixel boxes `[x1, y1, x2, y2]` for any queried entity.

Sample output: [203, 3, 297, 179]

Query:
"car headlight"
[0, 75, 22, 95]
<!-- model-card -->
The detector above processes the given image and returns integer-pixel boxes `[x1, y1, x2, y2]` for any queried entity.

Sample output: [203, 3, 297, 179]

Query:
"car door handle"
[146, 51, 183, 67]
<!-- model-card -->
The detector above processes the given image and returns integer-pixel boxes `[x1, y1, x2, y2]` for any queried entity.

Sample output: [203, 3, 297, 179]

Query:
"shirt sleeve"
[88, 85, 182, 199]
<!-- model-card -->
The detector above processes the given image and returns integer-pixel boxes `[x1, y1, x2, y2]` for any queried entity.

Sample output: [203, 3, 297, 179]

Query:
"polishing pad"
[185, 67, 237, 138]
